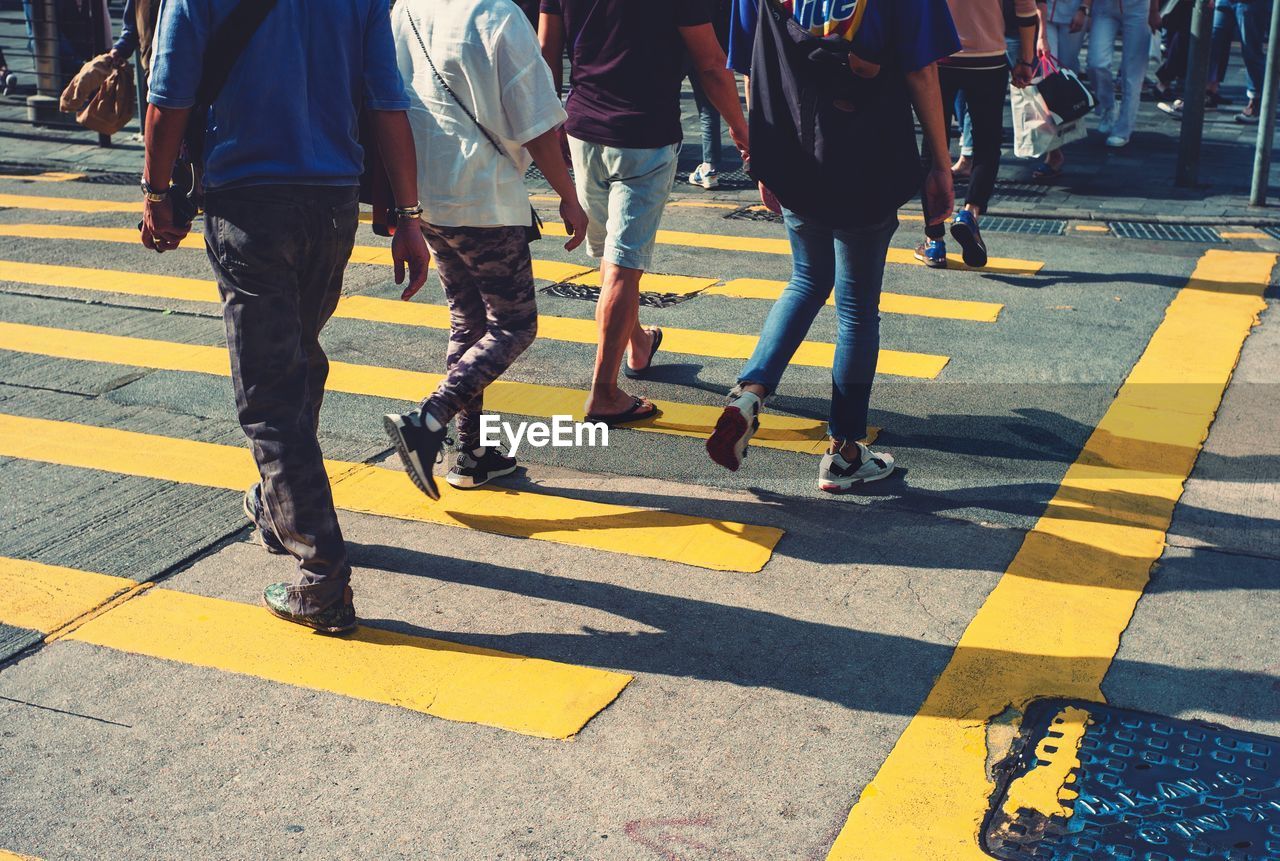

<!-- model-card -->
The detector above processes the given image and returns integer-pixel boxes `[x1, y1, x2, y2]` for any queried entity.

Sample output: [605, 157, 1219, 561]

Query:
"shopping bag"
[76, 64, 136, 135]
[1036, 56, 1095, 124]
[1011, 84, 1059, 158]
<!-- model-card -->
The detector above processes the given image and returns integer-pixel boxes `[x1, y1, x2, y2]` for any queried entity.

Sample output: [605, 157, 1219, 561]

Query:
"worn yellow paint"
[0, 413, 783, 572]
[0, 556, 629, 738]
[539, 222, 1044, 274]
[1220, 230, 1267, 240]
[65, 585, 630, 738]
[562, 269, 721, 295]
[708, 278, 1003, 323]
[0, 850, 42, 861]
[0, 171, 84, 183]
[0, 193, 137, 212]
[999, 706, 1088, 820]
[0, 557, 135, 635]
[1071, 224, 1110, 233]
[0, 314, 841, 454]
[824, 250, 1275, 860]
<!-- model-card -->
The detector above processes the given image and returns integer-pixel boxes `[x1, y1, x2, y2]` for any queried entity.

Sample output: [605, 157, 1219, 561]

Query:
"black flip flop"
[622, 327, 663, 379]
[584, 397, 660, 427]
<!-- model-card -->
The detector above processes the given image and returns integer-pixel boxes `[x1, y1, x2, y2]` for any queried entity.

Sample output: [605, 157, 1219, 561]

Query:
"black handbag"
[1036, 56, 1095, 124]
[169, 0, 280, 228]
[405, 12, 543, 242]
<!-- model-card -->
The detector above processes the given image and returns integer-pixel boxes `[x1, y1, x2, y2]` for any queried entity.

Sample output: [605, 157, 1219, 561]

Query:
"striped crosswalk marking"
[539, 222, 1045, 275]
[0, 219, 999, 323]
[706, 279, 1003, 323]
[0, 413, 783, 572]
[0, 557, 630, 739]
[0, 258, 949, 378]
[0, 318, 846, 453]
[823, 250, 1278, 859]
[0, 194, 1045, 273]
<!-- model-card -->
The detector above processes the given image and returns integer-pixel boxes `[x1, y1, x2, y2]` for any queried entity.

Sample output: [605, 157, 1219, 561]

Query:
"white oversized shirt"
[391, 0, 566, 227]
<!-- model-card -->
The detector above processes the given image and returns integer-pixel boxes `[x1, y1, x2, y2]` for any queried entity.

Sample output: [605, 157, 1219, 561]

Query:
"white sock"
[730, 391, 762, 415]
[421, 411, 444, 432]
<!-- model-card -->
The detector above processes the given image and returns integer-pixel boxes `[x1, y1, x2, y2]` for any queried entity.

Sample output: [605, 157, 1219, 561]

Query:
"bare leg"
[586, 260, 653, 415]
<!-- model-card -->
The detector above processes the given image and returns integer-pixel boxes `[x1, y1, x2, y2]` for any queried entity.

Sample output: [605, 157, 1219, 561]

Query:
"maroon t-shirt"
[540, 0, 711, 148]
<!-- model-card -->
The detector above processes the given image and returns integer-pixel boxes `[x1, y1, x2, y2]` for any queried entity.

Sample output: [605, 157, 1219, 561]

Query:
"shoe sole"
[261, 598, 357, 635]
[914, 251, 947, 270]
[706, 406, 755, 472]
[949, 220, 987, 269]
[818, 463, 896, 493]
[383, 414, 441, 501]
[445, 463, 518, 489]
[242, 489, 289, 555]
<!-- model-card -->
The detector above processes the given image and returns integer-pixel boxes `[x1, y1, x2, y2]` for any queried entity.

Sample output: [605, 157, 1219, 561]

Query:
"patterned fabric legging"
[419, 223, 539, 448]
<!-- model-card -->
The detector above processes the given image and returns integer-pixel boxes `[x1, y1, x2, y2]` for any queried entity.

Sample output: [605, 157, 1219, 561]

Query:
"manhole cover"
[725, 205, 783, 224]
[981, 217, 1067, 236]
[984, 699, 1280, 861]
[1109, 222, 1225, 243]
[541, 282, 694, 309]
[76, 171, 141, 185]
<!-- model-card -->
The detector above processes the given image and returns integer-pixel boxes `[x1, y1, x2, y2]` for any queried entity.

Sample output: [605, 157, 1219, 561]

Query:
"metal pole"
[25, 0, 61, 122]
[1249, 0, 1280, 205]
[1176, 0, 1216, 186]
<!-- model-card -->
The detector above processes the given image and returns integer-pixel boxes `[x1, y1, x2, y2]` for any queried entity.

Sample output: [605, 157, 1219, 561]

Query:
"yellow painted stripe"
[708, 278, 1003, 323]
[0, 413, 783, 572]
[0, 556, 136, 635]
[0, 223, 990, 326]
[1072, 224, 1110, 233]
[1220, 230, 1267, 240]
[0, 192, 136, 212]
[0, 558, 629, 739]
[0, 171, 85, 183]
[540, 222, 1044, 275]
[532, 193, 742, 211]
[0, 850, 42, 861]
[824, 249, 1276, 860]
[0, 285, 843, 453]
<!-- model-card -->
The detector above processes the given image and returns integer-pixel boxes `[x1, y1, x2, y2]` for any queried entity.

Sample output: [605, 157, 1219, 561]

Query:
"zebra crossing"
[0, 189, 1030, 745]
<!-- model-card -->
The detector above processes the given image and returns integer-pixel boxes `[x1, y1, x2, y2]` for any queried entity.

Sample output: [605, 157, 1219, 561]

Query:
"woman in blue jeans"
[710, 0, 960, 491]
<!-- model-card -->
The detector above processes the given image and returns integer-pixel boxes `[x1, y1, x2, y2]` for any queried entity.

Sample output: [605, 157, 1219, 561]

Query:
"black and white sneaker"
[706, 392, 761, 472]
[818, 442, 895, 492]
[383, 411, 451, 501]
[447, 446, 518, 489]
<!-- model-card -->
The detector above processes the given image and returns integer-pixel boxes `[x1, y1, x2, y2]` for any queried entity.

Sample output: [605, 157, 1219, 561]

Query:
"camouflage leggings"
[419, 224, 538, 448]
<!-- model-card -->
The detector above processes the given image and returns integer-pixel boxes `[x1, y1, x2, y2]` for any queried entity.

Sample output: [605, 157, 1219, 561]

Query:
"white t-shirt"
[391, 0, 567, 228]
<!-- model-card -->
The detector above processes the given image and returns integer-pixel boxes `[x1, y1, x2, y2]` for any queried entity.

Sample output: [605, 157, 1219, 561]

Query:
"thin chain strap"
[405, 12, 510, 161]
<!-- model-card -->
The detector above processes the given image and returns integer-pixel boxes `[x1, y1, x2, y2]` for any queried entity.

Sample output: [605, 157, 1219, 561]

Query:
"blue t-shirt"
[728, 0, 960, 77]
[149, 0, 410, 190]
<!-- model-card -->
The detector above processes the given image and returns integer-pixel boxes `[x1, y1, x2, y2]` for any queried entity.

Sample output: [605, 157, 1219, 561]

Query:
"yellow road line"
[0, 850, 41, 861]
[0, 223, 994, 325]
[532, 194, 742, 211]
[539, 222, 1045, 275]
[0, 192, 136, 212]
[1071, 224, 1110, 233]
[0, 558, 629, 739]
[707, 278, 1003, 323]
[0, 171, 85, 183]
[824, 249, 1276, 860]
[0, 195, 1043, 273]
[1220, 230, 1267, 240]
[0, 412, 783, 573]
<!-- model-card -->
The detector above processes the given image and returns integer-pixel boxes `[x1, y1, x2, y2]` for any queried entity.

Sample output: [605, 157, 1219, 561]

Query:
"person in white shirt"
[383, 0, 589, 499]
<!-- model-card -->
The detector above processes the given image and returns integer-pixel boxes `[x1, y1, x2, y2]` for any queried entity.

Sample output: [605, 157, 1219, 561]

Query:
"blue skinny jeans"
[737, 209, 897, 443]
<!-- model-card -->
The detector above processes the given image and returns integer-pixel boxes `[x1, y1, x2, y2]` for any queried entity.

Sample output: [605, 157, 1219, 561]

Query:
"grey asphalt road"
[0, 173, 1276, 861]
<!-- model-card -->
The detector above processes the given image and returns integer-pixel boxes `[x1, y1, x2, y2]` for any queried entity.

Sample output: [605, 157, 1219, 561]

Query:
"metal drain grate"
[981, 217, 1067, 236]
[725, 206, 783, 224]
[541, 282, 695, 309]
[951, 181, 1047, 204]
[75, 171, 142, 186]
[1109, 221, 1225, 243]
[984, 698, 1280, 861]
[1261, 226, 1280, 241]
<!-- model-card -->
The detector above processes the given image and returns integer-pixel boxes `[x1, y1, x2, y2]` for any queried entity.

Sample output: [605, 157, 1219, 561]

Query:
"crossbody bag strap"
[405, 12, 510, 161]
[196, 0, 281, 105]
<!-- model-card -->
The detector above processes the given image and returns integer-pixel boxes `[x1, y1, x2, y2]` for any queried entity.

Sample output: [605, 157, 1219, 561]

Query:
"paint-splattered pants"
[205, 184, 358, 615]
[419, 223, 538, 449]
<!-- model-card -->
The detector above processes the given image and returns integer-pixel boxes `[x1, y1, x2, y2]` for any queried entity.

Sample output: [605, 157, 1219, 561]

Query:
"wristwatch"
[140, 179, 169, 202]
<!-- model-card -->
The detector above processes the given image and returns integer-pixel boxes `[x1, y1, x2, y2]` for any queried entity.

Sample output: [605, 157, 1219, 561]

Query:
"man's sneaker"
[949, 210, 988, 269]
[447, 445, 518, 489]
[1157, 99, 1183, 118]
[818, 442, 896, 492]
[1105, 134, 1130, 148]
[914, 239, 947, 269]
[1236, 99, 1260, 124]
[689, 163, 719, 189]
[383, 411, 451, 501]
[263, 583, 356, 634]
[243, 483, 288, 555]
[706, 392, 761, 472]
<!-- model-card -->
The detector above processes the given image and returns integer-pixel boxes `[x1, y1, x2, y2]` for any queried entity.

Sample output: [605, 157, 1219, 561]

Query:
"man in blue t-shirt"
[140, 0, 431, 634]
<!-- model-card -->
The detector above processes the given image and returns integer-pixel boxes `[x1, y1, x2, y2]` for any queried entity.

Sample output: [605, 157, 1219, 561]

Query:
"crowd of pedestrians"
[129, 0, 1273, 632]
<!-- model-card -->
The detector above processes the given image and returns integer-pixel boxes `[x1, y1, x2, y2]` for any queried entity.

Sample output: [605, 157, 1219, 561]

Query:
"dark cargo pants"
[204, 184, 358, 615]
